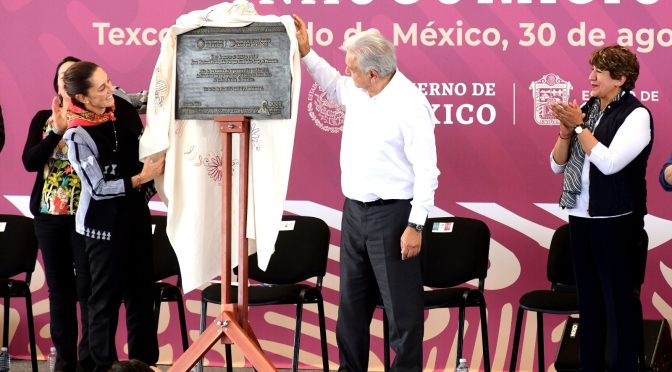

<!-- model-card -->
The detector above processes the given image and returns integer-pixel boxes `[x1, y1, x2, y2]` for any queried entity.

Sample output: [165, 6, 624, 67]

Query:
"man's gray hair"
[341, 29, 397, 78]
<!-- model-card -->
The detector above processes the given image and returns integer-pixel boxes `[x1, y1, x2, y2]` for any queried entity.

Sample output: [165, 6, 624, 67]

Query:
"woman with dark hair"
[22, 56, 94, 372]
[62, 61, 163, 372]
[549, 45, 653, 371]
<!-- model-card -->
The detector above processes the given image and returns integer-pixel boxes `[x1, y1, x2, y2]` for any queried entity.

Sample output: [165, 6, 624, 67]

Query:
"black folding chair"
[151, 215, 188, 352]
[379, 216, 492, 372]
[509, 224, 577, 372]
[0, 214, 39, 372]
[509, 224, 649, 371]
[199, 215, 331, 372]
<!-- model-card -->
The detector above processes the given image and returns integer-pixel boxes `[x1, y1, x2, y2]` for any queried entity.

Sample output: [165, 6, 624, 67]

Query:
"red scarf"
[66, 102, 116, 128]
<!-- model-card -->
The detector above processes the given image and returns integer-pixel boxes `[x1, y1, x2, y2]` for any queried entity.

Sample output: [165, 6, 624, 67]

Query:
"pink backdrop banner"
[1, 1, 672, 371]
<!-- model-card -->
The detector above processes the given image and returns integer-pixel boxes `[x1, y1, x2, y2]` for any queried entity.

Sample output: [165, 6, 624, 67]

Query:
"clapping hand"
[549, 99, 584, 129]
[50, 95, 68, 134]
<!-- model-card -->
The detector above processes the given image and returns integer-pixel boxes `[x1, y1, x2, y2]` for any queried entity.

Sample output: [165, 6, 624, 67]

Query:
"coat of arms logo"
[530, 73, 573, 125]
[307, 82, 345, 133]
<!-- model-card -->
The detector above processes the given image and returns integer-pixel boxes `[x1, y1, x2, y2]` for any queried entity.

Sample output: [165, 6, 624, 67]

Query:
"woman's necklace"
[112, 121, 119, 152]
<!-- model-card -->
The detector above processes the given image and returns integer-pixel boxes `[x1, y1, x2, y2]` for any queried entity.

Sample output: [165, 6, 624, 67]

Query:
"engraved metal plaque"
[176, 23, 291, 120]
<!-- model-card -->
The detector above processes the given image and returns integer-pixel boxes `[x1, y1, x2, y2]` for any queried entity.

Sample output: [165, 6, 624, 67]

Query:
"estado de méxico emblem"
[530, 73, 573, 126]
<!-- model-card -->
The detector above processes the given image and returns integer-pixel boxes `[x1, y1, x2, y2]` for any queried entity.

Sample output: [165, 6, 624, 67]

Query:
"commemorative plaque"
[176, 22, 291, 120]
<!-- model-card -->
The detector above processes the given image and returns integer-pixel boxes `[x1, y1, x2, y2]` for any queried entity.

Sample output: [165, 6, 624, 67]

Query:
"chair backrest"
[243, 215, 330, 285]
[421, 217, 490, 289]
[547, 224, 576, 288]
[150, 215, 181, 282]
[0, 214, 39, 279]
[547, 224, 649, 289]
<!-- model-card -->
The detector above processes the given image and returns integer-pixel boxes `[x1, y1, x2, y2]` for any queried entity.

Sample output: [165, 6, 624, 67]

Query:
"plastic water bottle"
[456, 357, 469, 372]
[48, 347, 57, 372]
[0, 346, 10, 372]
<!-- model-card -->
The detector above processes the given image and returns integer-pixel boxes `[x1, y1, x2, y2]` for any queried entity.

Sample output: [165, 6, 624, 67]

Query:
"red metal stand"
[169, 116, 276, 372]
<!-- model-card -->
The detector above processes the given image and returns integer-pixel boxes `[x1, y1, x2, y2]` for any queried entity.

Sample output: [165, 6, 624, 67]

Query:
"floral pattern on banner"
[203, 153, 222, 183]
[251, 122, 261, 151]
[183, 144, 223, 184]
[153, 67, 168, 115]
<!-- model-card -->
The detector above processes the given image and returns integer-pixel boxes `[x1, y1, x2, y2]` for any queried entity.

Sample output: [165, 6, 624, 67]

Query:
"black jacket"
[584, 93, 653, 217]
[22, 109, 64, 216]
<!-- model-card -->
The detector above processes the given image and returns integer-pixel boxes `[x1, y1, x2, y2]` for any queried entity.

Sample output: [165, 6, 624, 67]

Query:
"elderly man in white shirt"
[294, 15, 439, 372]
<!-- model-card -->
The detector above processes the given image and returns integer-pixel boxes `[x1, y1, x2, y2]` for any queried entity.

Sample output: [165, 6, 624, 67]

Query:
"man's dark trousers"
[337, 198, 424, 372]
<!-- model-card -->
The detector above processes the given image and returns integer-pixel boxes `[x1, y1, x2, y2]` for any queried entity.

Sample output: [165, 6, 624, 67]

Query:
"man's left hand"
[401, 226, 422, 260]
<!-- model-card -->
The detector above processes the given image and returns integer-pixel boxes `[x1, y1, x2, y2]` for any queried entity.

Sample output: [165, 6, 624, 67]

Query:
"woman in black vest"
[61, 61, 164, 372]
[549, 45, 653, 371]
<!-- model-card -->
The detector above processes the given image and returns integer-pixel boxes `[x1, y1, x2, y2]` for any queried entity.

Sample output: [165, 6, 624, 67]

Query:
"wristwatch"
[574, 125, 585, 134]
[408, 222, 424, 232]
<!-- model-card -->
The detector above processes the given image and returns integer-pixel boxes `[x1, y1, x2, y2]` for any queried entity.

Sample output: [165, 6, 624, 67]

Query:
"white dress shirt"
[302, 50, 440, 225]
[550, 106, 651, 218]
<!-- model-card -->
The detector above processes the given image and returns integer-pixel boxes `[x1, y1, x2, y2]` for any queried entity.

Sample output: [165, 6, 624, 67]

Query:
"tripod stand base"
[169, 310, 276, 372]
